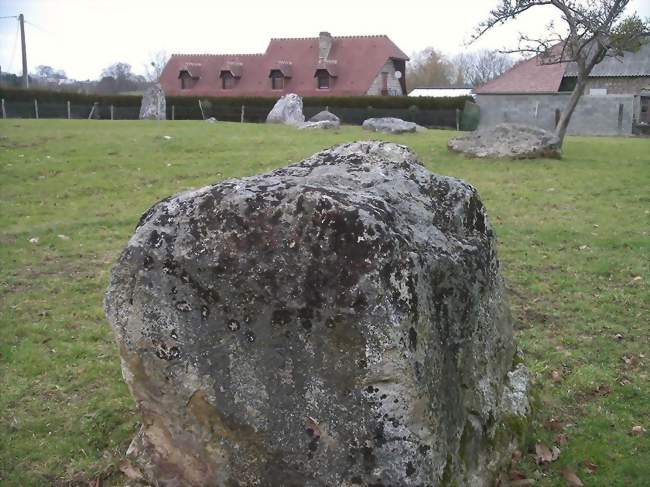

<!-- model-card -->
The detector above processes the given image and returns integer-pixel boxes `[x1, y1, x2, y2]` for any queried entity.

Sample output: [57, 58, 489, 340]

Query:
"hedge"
[0, 87, 471, 111]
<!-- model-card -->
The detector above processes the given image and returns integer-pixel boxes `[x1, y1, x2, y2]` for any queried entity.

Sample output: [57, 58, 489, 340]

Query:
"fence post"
[171, 105, 175, 121]
[241, 105, 245, 123]
[88, 102, 98, 120]
[1, 99, 5, 119]
[198, 100, 205, 120]
[34, 99, 39, 119]
[67, 100, 71, 120]
[455, 108, 460, 131]
[110, 105, 114, 120]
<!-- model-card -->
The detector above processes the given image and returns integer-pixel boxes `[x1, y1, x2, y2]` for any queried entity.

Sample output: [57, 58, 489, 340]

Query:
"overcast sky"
[1, 0, 649, 80]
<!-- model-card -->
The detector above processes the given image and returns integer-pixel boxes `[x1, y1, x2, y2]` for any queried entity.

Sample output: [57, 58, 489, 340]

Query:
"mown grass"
[0, 120, 648, 486]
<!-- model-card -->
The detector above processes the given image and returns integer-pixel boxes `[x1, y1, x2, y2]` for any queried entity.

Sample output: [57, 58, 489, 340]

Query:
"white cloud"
[1, 0, 648, 80]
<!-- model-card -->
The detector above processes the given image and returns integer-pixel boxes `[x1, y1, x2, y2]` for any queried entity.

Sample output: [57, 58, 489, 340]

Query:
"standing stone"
[139, 83, 166, 120]
[362, 117, 417, 134]
[105, 141, 529, 486]
[309, 110, 340, 123]
[266, 93, 305, 126]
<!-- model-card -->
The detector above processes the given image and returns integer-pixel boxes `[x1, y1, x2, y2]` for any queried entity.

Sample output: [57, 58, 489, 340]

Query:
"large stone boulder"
[298, 120, 340, 130]
[362, 117, 417, 134]
[266, 93, 305, 126]
[309, 110, 340, 123]
[139, 84, 166, 120]
[448, 123, 562, 159]
[105, 141, 529, 486]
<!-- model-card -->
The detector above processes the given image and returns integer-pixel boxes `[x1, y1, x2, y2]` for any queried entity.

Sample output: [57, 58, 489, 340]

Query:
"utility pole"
[19, 14, 28, 88]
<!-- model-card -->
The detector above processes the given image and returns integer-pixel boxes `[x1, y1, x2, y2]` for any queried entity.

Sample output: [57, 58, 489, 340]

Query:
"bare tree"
[407, 47, 455, 91]
[99, 62, 146, 93]
[452, 50, 515, 87]
[34, 65, 67, 80]
[474, 0, 649, 144]
[144, 51, 169, 83]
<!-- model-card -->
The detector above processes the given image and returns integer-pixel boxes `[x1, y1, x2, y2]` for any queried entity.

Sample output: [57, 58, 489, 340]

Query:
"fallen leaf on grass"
[555, 433, 569, 445]
[593, 384, 611, 396]
[630, 425, 647, 436]
[534, 443, 559, 465]
[511, 479, 535, 486]
[120, 461, 144, 481]
[622, 355, 639, 366]
[510, 470, 528, 480]
[582, 460, 598, 474]
[562, 467, 584, 486]
[544, 418, 564, 432]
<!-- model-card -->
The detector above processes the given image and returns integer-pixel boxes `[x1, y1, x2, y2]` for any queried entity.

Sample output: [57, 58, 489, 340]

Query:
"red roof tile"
[161, 35, 408, 97]
[474, 46, 567, 94]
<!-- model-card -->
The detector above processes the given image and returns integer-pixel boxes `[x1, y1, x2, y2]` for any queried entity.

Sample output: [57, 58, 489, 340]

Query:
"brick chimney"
[319, 32, 333, 61]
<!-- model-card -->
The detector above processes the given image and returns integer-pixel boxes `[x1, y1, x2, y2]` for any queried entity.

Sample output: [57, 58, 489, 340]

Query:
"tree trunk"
[555, 74, 589, 145]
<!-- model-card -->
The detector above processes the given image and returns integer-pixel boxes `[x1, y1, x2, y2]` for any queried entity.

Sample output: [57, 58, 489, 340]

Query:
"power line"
[0, 15, 18, 20]
[25, 19, 56, 37]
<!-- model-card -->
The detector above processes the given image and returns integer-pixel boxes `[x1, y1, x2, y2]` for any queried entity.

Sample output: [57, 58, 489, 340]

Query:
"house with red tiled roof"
[473, 42, 650, 135]
[160, 32, 409, 98]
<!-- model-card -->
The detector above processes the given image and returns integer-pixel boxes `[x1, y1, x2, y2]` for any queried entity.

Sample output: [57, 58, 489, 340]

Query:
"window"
[317, 70, 330, 90]
[270, 70, 284, 90]
[589, 88, 607, 96]
[641, 96, 649, 123]
[180, 72, 194, 90]
[221, 72, 235, 90]
[381, 72, 389, 96]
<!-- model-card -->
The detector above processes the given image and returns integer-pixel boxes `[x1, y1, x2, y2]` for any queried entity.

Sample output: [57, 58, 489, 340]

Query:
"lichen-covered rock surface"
[298, 120, 340, 130]
[139, 83, 166, 120]
[362, 117, 417, 134]
[266, 93, 305, 126]
[309, 110, 340, 123]
[448, 123, 561, 159]
[105, 141, 529, 486]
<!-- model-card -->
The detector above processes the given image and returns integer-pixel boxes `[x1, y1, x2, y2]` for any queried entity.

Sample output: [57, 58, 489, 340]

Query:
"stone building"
[160, 32, 409, 97]
[474, 42, 650, 135]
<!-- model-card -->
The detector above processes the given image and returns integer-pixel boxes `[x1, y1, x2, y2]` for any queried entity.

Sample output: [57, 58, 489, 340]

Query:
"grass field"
[0, 120, 648, 486]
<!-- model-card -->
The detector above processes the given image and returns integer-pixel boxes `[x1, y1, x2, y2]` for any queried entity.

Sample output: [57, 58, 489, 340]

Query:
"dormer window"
[179, 71, 195, 90]
[314, 63, 337, 91]
[316, 70, 330, 90]
[270, 70, 284, 90]
[178, 64, 201, 90]
[221, 72, 235, 90]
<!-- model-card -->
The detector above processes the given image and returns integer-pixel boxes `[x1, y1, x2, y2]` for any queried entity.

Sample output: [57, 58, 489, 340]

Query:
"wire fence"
[0, 97, 479, 130]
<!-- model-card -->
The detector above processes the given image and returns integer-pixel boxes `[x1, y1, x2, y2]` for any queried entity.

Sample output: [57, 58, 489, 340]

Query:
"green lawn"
[0, 120, 648, 486]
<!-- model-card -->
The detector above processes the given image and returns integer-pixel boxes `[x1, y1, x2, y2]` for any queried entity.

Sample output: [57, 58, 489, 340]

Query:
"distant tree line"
[0, 51, 169, 95]
[406, 48, 515, 90]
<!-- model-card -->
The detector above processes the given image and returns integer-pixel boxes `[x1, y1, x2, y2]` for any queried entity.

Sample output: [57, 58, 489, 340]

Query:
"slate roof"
[564, 41, 650, 77]
[161, 35, 409, 97]
[473, 45, 567, 94]
[475, 41, 650, 94]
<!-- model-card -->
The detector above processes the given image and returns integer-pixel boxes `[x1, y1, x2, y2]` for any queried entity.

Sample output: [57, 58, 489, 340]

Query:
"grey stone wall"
[584, 76, 650, 95]
[476, 93, 636, 136]
[367, 60, 404, 96]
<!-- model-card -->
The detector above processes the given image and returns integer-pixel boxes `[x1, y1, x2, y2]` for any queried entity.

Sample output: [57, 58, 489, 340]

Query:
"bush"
[0, 87, 470, 111]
